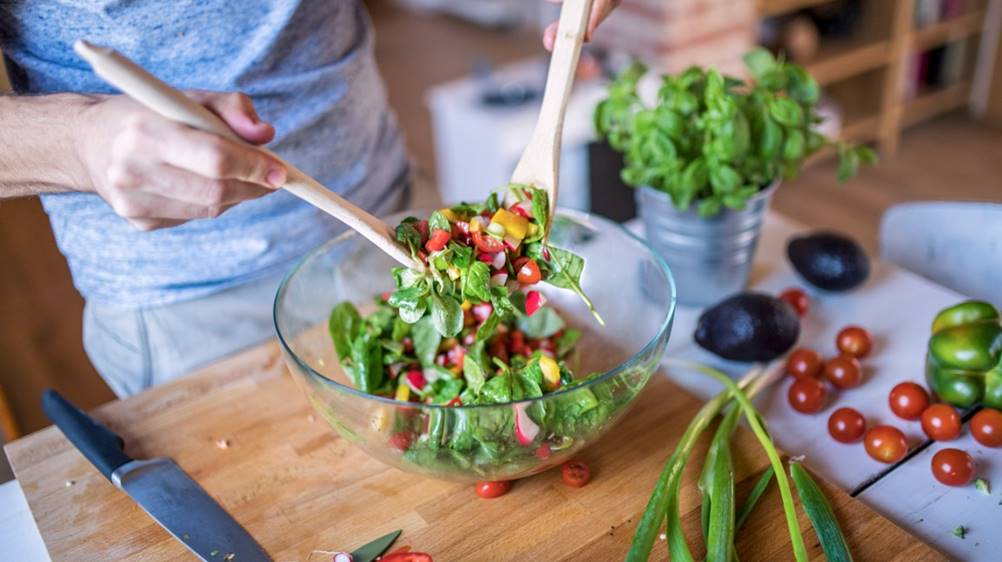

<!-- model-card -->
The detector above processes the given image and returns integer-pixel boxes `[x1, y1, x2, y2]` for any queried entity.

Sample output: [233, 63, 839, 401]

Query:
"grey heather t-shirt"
[0, 0, 408, 307]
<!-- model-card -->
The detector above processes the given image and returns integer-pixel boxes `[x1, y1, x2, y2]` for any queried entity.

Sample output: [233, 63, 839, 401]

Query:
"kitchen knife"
[351, 529, 401, 562]
[41, 389, 271, 562]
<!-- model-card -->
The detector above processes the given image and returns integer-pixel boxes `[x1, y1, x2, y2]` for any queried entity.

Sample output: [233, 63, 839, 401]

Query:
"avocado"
[694, 293, 800, 362]
[787, 231, 870, 291]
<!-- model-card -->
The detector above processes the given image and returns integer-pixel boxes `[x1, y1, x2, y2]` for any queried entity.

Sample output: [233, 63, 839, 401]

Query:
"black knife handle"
[41, 389, 132, 480]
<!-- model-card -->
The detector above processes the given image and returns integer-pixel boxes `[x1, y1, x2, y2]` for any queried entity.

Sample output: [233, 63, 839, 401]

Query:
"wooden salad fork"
[73, 40, 420, 270]
[508, 0, 593, 234]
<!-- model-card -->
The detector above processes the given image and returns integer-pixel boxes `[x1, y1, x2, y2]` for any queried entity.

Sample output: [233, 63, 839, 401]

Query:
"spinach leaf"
[429, 378, 464, 404]
[430, 291, 463, 338]
[462, 341, 489, 396]
[449, 242, 474, 269]
[555, 328, 582, 358]
[349, 332, 383, 393]
[388, 284, 427, 310]
[545, 245, 603, 324]
[462, 261, 492, 303]
[530, 189, 549, 233]
[328, 302, 363, 361]
[391, 316, 411, 343]
[480, 375, 512, 404]
[476, 311, 502, 342]
[412, 316, 441, 367]
[517, 305, 565, 338]
[395, 218, 423, 256]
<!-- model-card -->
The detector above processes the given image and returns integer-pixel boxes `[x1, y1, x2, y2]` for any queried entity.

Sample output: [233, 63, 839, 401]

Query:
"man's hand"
[75, 92, 287, 231]
[542, 0, 621, 51]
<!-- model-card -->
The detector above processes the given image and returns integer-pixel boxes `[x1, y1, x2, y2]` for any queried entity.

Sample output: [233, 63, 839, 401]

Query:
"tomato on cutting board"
[823, 355, 863, 389]
[864, 425, 908, 463]
[836, 325, 873, 358]
[921, 403, 962, 441]
[788, 377, 827, 414]
[828, 407, 866, 443]
[888, 382, 930, 421]
[970, 408, 1002, 448]
[930, 448, 975, 486]
[786, 347, 823, 379]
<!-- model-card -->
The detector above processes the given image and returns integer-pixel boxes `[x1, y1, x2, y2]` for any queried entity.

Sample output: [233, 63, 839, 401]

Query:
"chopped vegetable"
[561, 460, 591, 488]
[953, 526, 967, 539]
[975, 478, 990, 495]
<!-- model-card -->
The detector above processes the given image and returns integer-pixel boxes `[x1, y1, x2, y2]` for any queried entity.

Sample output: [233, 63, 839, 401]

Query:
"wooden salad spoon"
[508, 0, 593, 234]
[73, 40, 420, 270]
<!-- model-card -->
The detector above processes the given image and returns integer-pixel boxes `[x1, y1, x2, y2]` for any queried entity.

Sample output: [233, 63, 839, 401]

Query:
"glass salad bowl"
[274, 209, 676, 483]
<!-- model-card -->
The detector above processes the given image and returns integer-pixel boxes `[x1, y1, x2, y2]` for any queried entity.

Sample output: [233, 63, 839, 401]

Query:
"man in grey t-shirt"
[0, 0, 619, 396]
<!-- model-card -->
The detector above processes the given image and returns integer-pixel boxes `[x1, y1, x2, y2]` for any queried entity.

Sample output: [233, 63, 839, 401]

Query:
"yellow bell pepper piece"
[461, 300, 472, 311]
[491, 209, 529, 241]
[539, 355, 561, 391]
[439, 208, 459, 222]
[395, 382, 411, 402]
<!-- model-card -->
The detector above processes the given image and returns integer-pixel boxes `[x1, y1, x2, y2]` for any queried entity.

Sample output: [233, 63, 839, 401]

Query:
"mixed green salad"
[326, 185, 642, 475]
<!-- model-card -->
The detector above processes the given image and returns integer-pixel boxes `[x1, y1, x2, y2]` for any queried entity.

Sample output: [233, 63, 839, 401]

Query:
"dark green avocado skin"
[787, 232, 870, 291]
[695, 293, 801, 362]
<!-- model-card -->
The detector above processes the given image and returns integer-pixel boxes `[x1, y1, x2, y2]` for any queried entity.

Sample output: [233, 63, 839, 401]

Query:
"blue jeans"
[83, 180, 410, 397]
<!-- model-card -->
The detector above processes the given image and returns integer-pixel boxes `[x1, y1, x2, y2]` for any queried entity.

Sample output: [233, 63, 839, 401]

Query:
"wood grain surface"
[5, 339, 942, 561]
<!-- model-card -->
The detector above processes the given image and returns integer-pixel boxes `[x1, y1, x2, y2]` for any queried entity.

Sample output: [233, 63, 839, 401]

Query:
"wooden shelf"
[901, 81, 971, 127]
[840, 114, 881, 141]
[909, 10, 987, 51]
[807, 40, 892, 86]
[757, 0, 832, 18]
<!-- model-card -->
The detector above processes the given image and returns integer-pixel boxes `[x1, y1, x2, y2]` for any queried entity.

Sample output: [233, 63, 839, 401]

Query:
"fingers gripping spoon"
[507, 0, 593, 235]
[73, 40, 420, 270]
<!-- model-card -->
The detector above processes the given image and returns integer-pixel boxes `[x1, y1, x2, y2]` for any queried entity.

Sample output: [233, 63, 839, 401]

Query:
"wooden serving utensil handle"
[73, 40, 418, 270]
[508, 0, 593, 218]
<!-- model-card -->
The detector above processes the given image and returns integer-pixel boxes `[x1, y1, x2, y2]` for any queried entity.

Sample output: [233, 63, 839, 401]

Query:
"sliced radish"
[405, 369, 426, 391]
[525, 290, 546, 316]
[503, 235, 521, 252]
[490, 251, 506, 270]
[472, 302, 493, 323]
[514, 403, 540, 446]
[332, 553, 354, 562]
[490, 272, 508, 287]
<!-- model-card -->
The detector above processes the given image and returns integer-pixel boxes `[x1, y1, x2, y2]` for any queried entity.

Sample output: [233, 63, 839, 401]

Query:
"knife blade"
[351, 529, 401, 562]
[42, 389, 270, 562]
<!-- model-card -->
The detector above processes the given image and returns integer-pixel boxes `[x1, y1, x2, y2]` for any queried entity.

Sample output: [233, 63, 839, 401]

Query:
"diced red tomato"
[446, 396, 462, 407]
[510, 201, 532, 219]
[515, 258, 542, 285]
[472, 231, 504, 253]
[489, 337, 509, 363]
[402, 337, 414, 353]
[535, 442, 552, 460]
[525, 290, 546, 316]
[510, 330, 527, 356]
[389, 431, 414, 451]
[425, 228, 450, 253]
[380, 291, 392, 302]
[472, 302, 493, 323]
[413, 219, 429, 241]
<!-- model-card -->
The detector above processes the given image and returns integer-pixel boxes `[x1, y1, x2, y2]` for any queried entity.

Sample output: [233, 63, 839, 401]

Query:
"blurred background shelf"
[757, 0, 999, 155]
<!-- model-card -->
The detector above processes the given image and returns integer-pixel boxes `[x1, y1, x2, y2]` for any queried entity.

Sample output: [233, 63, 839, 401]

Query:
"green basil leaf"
[697, 197, 722, 218]
[328, 302, 363, 362]
[769, 97, 803, 127]
[743, 47, 777, 80]
[391, 316, 411, 342]
[709, 164, 741, 194]
[783, 129, 805, 161]
[759, 114, 783, 159]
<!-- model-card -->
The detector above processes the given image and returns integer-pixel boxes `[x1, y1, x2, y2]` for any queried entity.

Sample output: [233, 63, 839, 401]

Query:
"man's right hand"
[75, 92, 288, 231]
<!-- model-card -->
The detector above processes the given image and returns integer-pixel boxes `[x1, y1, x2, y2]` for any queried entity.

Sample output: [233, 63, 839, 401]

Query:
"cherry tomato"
[823, 355, 863, 389]
[864, 425, 909, 463]
[970, 408, 1002, 448]
[788, 377, 827, 414]
[836, 325, 873, 358]
[561, 460, 591, 487]
[779, 287, 809, 317]
[921, 403, 962, 441]
[514, 257, 542, 285]
[471, 230, 504, 253]
[389, 431, 414, 451]
[931, 448, 975, 486]
[380, 553, 434, 562]
[786, 347, 823, 379]
[888, 382, 930, 421]
[475, 480, 511, 499]
[828, 407, 866, 443]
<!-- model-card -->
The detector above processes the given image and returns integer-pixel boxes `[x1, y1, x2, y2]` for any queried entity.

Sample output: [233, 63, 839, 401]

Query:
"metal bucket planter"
[636, 182, 778, 306]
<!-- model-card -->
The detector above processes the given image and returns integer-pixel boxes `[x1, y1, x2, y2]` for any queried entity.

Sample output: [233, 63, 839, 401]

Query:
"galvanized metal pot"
[636, 182, 778, 306]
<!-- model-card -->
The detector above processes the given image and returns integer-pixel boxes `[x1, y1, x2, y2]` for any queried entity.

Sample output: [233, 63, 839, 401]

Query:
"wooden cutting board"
[5, 339, 943, 561]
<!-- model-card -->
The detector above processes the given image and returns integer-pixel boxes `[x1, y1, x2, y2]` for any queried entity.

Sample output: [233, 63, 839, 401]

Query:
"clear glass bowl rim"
[273, 208, 678, 410]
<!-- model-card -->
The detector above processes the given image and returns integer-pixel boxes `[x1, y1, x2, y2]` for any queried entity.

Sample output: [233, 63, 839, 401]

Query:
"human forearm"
[0, 93, 96, 198]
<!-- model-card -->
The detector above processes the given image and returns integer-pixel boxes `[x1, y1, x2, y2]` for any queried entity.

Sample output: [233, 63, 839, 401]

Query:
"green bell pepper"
[925, 300, 1002, 409]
